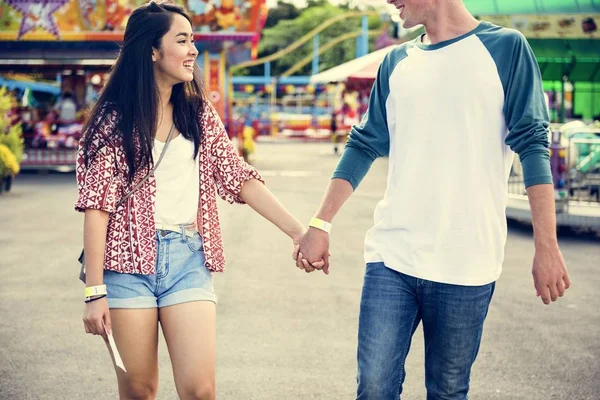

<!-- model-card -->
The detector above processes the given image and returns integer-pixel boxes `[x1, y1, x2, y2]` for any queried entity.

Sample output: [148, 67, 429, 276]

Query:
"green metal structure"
[460, 0, 600, 121]
[464, 0, 600, 15]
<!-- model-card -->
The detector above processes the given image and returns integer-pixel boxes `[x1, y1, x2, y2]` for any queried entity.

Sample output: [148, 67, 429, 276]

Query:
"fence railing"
[508, 137, 600, 204]
[566, 137, 600, 203]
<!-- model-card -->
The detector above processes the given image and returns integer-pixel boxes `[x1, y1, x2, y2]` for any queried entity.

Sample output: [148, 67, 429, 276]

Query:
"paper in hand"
[103, 321, 127, 372]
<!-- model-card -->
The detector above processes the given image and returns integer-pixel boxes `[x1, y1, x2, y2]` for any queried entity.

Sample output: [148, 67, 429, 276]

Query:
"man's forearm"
[314, 178, 354, 222]
[526, 183, 559, 248]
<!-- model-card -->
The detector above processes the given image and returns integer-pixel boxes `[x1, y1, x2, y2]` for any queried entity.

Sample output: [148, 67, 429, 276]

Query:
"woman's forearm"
[240, 179, 304, 240]
[83, 209, 110, 286]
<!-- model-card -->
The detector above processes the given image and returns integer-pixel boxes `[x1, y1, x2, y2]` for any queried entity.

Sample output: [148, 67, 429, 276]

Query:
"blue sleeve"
[478, 28, 552, 188]
[332, 51, 398, 190]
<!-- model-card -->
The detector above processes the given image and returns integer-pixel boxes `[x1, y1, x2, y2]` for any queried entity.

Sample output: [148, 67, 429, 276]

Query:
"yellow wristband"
[309, 217, 332, 234]
[85, 285, 107, 298]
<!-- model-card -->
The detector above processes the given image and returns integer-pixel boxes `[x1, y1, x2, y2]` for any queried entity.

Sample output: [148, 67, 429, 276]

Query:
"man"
[296, 1, 571, 399]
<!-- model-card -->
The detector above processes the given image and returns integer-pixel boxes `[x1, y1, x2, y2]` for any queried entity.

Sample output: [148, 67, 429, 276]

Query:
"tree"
[263, 1, 301, 29]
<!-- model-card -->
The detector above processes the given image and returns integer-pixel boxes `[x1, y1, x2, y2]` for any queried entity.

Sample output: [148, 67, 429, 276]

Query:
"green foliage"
[0, 123, 24, 164]
[0, 143, 19, 176]
[263, 1, 301, 29]
[0, 86, 24, 173]
[0, 147, 4, 178]
[245, 3, 382, 76]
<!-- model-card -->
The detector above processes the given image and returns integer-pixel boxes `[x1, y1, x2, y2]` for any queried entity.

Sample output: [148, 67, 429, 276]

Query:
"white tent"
[309, 45, 397, 84]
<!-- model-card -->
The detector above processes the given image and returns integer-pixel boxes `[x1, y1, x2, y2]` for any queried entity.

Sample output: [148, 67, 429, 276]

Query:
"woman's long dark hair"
[83, 0, 205, 181]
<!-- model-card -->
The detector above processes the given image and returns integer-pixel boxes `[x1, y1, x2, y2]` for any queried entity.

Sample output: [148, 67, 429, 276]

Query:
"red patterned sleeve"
[74, 110, 123, 213]
[204, 102, 264, 204]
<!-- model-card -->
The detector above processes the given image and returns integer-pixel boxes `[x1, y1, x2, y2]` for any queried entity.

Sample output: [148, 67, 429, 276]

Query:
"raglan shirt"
[334, 22, 552, 285]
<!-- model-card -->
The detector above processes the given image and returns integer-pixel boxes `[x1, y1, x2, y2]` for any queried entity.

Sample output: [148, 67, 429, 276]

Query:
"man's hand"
[291, 179, 352, 273]
[291, 229, 327, 273]
[294, 227, 330, 274]
[532, 244, 571, 305]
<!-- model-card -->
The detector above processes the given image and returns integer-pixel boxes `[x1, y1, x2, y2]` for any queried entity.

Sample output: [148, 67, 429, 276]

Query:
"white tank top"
[152, 134, 199, 226]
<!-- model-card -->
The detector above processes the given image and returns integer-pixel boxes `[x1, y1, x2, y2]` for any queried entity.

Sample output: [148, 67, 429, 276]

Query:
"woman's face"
[152, 13, 198, 86]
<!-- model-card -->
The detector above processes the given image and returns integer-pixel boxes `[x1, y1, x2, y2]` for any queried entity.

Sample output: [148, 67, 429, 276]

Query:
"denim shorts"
[104, 229, 217, 309]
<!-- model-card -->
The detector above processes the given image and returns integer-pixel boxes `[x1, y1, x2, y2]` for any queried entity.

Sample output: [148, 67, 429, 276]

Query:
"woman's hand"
[292, 229, 328, 273]
[291, 228, 304, 260]
[83, 297, 111, 341]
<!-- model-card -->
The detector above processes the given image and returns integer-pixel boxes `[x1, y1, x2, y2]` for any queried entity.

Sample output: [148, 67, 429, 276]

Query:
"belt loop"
[179, 224, 186, 242]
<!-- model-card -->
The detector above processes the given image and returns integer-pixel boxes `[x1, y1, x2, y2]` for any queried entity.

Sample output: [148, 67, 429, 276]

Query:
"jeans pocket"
[184, 233, 204, 253]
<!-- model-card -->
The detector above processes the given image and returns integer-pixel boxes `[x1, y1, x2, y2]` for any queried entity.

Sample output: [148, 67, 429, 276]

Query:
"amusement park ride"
[228, 10, 391, 140]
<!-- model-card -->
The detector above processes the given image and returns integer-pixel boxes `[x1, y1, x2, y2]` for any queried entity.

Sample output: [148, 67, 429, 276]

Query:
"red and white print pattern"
[75, 102, 263, 274]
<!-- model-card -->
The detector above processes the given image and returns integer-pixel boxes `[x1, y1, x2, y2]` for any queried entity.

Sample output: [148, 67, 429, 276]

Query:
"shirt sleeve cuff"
[331, 171, 359, 190]
[332, 146, 375, 190]
[521, 150, 553, 188]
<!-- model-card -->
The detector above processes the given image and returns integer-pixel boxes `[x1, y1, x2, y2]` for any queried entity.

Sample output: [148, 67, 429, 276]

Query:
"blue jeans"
[357, 262, 495, 400]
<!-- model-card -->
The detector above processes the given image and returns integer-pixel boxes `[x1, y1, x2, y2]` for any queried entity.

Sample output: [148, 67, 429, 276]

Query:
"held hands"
[293, 227, 331, 274]
[532, 243, 571, 305]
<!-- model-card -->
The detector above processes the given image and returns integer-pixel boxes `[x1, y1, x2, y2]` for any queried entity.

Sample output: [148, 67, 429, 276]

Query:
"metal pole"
[355, 16, 369, 58]
[572, 81, 576, 119]
[594, 83, 597, 119]
[561, 76, 566, 123]
[361, 15, 368, 55]
[265, 61, 271, 83]
[312, 34, 320, 76]
[270, 78, 277, 136]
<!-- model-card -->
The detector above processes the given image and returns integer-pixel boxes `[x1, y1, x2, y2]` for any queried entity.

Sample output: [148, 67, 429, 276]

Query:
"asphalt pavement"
[1, 142, 599, 400]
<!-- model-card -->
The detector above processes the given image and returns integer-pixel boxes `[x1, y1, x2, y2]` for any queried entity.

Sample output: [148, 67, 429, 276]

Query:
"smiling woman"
[82, 0, 205, 179]
[75, 1, 313, 399]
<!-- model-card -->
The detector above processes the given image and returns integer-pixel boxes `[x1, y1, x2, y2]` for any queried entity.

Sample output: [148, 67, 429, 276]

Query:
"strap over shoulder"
[115, 123, 175, 209]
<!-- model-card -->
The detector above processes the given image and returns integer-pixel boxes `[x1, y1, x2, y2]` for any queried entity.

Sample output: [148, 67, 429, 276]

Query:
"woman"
[76, 2, 322, 399]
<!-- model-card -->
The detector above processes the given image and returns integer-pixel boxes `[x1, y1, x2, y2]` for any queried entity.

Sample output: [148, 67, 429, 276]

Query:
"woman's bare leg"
[159, 301, 216, 400]
[108, 309, 159, 400]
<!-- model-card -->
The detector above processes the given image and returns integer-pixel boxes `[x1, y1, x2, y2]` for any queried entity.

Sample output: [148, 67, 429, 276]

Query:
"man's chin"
[401, 19, 418, 29]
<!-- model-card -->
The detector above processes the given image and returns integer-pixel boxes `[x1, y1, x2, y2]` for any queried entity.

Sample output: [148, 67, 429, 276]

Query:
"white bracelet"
[84, 285, 107, 298]
[309, 217, 332, 234]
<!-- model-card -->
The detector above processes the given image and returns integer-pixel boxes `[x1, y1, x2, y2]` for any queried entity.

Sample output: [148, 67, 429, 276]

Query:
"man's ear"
[152, 47, 158, 62]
